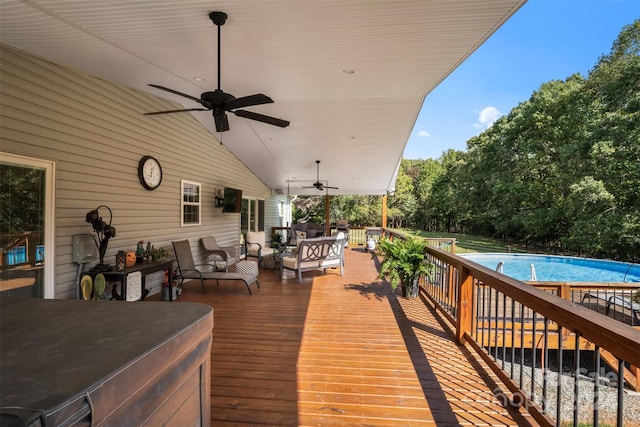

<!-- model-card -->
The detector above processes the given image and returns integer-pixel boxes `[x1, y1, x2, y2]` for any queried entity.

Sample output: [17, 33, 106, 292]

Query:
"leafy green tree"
[389, 163, 416, 228]
[0, 164, 45, 235]
[416, 19, 639, 261]
[582, 19, 640, 259]
[292, 194, 382, 228]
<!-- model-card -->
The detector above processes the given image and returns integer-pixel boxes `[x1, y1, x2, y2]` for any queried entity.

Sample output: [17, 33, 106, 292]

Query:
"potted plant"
[148, 246, 169, 262]
[270, 231, 284, 249]
[378, 236, 431, 298]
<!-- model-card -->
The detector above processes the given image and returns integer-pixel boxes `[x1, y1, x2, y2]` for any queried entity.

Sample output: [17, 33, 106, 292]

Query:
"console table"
[86, 260, 174, 301]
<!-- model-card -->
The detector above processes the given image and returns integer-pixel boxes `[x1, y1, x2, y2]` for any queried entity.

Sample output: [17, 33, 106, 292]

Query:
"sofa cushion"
[295, 230, 307, 244]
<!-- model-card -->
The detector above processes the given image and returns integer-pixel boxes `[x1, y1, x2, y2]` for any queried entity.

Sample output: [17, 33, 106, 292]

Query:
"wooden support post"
[382, 194, 388, 228]
[325, 193, 330, 236]
[456, 266, 473, 344]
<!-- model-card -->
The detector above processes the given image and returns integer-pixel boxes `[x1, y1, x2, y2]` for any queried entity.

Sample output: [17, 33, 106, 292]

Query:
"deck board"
[168, 246, 538, 426]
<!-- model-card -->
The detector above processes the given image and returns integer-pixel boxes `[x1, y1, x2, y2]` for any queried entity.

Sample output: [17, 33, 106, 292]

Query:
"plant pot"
[162, 285, 180, 301]
[402, 278, 419, 298]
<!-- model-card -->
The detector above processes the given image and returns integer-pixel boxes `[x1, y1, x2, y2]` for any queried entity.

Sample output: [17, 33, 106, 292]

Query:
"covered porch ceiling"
[0, 0, 525, 195]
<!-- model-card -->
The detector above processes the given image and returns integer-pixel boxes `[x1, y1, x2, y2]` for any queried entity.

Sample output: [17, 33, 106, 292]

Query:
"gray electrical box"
[72, 234, 98, 263]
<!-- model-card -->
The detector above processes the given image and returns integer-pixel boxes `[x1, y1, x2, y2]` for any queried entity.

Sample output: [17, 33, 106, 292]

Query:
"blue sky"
[403, 0, 639, 160]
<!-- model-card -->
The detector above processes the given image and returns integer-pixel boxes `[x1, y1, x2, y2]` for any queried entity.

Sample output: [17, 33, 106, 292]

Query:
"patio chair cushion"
[245, 231, 274, 259]
[295, 230, 307, 244]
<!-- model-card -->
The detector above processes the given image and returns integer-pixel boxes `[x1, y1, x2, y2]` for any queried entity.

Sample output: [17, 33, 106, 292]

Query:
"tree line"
[294, 20, 639, 262]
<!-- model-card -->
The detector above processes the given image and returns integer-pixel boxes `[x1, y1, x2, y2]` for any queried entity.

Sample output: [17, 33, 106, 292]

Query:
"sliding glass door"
[0, 152, 55, 298]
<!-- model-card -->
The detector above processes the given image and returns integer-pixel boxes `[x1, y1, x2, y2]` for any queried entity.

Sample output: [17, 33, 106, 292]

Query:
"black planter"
[402, 278, 419, 298]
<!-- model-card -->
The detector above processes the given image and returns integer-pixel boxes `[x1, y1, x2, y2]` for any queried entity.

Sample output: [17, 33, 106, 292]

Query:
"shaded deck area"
[170, 247, 538, 426]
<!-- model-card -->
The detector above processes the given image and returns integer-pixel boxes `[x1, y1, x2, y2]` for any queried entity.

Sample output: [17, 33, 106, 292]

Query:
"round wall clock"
[138, 155, 163, 190]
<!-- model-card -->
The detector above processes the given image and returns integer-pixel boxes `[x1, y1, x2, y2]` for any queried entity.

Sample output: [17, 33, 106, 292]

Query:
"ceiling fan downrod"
[208, 11, 227, 91]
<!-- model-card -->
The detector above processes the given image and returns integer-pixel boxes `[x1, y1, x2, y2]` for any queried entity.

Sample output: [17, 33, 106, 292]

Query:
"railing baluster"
[487, 286, 493, 356]
[531, 312, 537, 402]
[594, 346, 600, 427]
[574, 334, 581, 427]
[475, 283, 481, 342]
[520, 303, 525, 389]
[451, 265, 458, 318]
[557, 325, 563, 425]
[617, 358, 624, 427]
[510, 299, 516, 379]
[494, 289, 500, 361]
[542, 318, 549, 414]
[481, 284, 487, 348]
[502, 293, 507, 370]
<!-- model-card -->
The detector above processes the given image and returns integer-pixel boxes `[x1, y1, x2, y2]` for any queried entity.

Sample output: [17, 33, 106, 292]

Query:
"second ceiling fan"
[302, 160, 339, 192]
[145, 11, 289, 132]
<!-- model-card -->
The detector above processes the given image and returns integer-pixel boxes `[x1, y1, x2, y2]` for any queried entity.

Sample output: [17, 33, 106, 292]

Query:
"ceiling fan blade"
[144, 108, 210, 115]
[225, 94, 273, 111]
[233, 110, 290, 128]
[214, 113, 230, 132]
[148, 84, 210, 108]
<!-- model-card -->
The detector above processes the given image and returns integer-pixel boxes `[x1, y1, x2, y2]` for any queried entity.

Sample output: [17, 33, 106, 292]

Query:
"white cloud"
[417, 130, 431, 137]
[474, 106, 501, 129]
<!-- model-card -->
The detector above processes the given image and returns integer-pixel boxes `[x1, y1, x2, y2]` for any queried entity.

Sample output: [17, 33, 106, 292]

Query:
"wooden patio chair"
[172, 239, 259, 295]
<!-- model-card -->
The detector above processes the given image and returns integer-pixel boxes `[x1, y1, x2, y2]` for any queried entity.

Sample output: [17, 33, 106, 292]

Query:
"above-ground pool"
[459, 253, 640, 283]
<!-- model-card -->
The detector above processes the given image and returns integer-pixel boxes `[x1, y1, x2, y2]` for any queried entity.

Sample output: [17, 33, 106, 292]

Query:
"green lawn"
[397, 229, 531, 254]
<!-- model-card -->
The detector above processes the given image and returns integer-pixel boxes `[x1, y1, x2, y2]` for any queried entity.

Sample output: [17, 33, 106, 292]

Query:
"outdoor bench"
[280, 235, 346, 283]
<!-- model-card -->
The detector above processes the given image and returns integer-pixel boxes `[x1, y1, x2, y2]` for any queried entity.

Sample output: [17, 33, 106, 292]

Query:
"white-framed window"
[181, 180, 201, 226]
[241, 197, 265, 234]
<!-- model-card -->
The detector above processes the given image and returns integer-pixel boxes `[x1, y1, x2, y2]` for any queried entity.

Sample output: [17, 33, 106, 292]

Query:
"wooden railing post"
[558, 283, 570, 301]
[456, 266, 473, 344]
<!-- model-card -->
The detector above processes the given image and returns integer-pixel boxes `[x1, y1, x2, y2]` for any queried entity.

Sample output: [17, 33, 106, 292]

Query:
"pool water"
[460, 253, 640, 283]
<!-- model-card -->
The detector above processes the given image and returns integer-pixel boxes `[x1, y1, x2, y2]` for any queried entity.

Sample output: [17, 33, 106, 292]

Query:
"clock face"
[138, 156, 162, 190]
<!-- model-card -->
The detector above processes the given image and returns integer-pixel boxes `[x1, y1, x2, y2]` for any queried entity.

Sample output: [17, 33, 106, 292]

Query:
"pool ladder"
[495, 261, 538, 281]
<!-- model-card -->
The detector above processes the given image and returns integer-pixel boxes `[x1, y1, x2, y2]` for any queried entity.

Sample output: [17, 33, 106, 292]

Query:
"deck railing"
[380, 229, 640, 427]
[270, 225, 456, 252]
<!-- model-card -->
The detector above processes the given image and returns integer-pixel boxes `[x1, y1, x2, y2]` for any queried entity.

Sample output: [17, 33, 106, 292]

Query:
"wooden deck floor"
[170, 247, 538, 426]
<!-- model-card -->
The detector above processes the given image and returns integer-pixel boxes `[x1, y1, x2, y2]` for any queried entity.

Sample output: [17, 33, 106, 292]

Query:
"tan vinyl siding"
[0, 45, 272, 299]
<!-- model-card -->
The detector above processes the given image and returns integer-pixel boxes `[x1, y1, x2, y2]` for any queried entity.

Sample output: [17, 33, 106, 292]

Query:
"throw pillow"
[295, 230, 307, 244]
[306, 229, 318, 238]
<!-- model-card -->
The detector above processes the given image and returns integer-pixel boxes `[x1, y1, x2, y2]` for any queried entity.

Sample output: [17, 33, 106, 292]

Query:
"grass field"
[397, 229, 532, 254]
